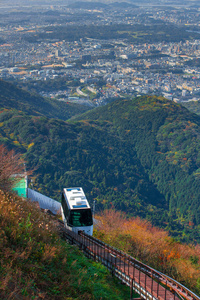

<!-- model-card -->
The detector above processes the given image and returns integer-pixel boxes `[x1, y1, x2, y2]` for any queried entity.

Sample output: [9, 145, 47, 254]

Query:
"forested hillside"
[0, 80, 90, 120]
[78, 96, 200, 241]
[1, 88, 200, 242]
[0, 108, 163, 216]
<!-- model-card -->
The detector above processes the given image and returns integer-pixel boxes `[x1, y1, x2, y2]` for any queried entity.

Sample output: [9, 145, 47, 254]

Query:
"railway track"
[58, 222, 199, 300]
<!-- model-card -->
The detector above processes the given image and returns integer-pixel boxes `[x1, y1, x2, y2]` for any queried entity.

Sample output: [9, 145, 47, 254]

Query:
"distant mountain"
[67, 1, 108, 9]
[1, 94, 200, 242]
[0, 80, 91, 120]
[67, 1, 137, 9]
[108, 2, 138, 8]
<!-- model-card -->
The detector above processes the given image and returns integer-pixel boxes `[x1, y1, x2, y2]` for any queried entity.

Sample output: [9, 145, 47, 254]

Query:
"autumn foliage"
[0, 191, 131, 299]
[0, 145, 24, 191]
[94, 209, 200, 295]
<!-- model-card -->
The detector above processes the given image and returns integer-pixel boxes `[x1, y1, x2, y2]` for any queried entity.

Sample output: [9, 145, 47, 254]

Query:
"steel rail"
[77, 231, 198, 299]
[58, 224, 200, 300]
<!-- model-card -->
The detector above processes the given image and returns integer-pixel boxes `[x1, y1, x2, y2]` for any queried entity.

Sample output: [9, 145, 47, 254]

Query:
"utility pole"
[93, 200, 96, 218]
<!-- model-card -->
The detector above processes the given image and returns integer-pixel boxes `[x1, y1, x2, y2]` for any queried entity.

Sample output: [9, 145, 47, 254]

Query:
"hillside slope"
[74, 96, 200, 240]
[0, 108, 163, 216]
[94, 210, 200, 296]
[1, 95, 200, 242]
[0, 80, 91, 120]
[0, 189, 130, 299]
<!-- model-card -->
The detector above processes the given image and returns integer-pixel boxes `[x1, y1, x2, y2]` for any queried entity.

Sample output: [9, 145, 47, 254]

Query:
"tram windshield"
[68, 209, 93, 227]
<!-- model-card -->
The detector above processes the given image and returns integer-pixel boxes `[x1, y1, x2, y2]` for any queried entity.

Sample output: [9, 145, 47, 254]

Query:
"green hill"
[76, 96, 200, 240]
[1, 93, 200, 242]
[0, 80, 91, 120]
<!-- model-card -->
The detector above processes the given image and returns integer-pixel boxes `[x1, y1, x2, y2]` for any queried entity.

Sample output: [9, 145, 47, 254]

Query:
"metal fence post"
[139, 266, 141, 290]
[128, 256, 130, 277]
[89, 236, 91, 258]
[145, 272, 147, 298]
[133, 262, 135, 289]
[157, 281, 159, 297]
[94, 241, 96, 261]
[110, 254, 116, 277]
[124, 254, 126, 274]
[120, 251, 122, 272]
[130, 278, 133, 300]
[151, 271, 153, 297]
[106, 246, 108, 268]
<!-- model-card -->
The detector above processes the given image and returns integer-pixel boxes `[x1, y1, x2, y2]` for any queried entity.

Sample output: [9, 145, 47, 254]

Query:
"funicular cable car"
[61, 187, 93, 235]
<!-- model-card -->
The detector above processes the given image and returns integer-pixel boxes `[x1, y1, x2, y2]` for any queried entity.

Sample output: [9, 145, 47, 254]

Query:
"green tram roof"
[13, 175, 27, 198]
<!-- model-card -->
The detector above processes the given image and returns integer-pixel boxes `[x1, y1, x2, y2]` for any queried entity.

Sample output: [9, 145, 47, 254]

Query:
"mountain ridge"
[1, 83, 200, 242]
[0, 79, 91, 121]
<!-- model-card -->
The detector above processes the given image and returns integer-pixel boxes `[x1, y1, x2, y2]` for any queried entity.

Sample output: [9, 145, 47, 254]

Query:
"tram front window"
[68, 209, 93, 227]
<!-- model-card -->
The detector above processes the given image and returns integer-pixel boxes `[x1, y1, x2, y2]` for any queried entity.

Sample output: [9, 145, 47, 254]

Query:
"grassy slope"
[0, 189, 131, 299]
[0, 80, 91, 121]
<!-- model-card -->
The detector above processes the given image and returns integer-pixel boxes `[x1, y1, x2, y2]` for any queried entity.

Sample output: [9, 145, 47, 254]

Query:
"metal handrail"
[59, 225, 200, 300]
[78, 231, 199, 300]
[158, 272, 199, 300]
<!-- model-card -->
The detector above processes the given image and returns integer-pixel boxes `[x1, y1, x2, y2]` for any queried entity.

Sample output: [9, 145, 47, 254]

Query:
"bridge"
[59, 224, 199, 300]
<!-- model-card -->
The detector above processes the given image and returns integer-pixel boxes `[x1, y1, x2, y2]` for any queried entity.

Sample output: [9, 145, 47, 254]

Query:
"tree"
[0, 145, 24, 191]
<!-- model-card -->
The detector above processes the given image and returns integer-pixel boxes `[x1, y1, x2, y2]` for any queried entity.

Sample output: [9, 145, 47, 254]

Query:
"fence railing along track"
[59, 224, 200, 300]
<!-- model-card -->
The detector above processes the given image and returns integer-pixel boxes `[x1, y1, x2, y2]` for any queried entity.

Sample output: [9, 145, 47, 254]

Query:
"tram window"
[61, 194, 69, 218]
[68, 209, 93, 227]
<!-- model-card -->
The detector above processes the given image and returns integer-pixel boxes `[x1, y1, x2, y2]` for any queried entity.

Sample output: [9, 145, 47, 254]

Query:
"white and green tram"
[61, 187, 93, 235]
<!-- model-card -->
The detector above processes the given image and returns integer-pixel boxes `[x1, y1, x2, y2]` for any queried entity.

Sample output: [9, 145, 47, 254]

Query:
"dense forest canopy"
[1, 81, 200, 242]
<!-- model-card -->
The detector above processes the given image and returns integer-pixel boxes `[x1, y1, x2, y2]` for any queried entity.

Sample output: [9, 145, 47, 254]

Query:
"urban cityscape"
[1, 1, 200, 106]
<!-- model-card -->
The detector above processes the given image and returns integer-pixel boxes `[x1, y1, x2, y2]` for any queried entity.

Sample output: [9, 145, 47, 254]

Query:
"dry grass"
[0, 191, 131, 299]
[94, 209, 200, 295]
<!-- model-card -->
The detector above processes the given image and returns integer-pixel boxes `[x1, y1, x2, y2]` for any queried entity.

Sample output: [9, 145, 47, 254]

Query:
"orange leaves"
[166, 250, 180, 261]
[0, 145, 24, 192]
[28, 142, 34, 149]
[94, 209, 200, 293]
